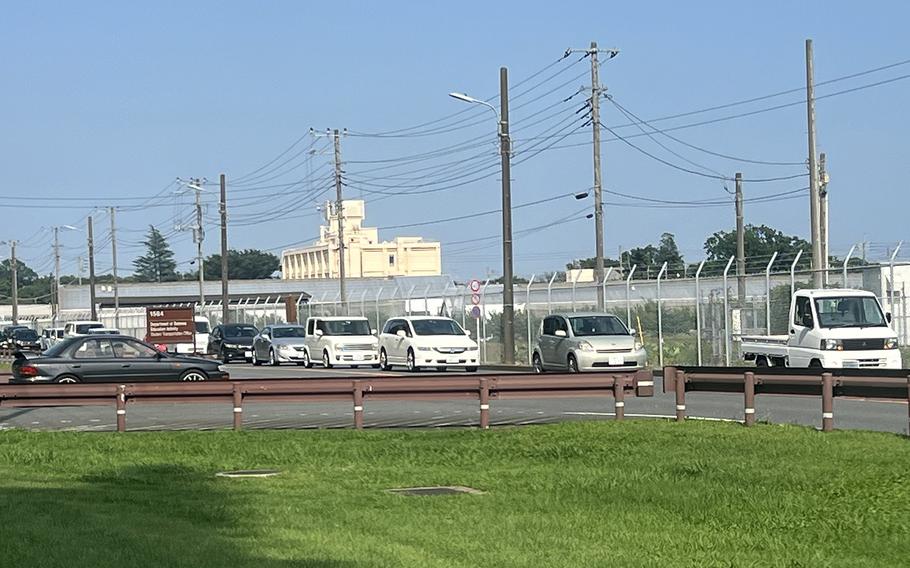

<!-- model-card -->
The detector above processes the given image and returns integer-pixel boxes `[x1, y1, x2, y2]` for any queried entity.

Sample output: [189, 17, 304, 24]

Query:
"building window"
[389, 254, 395, 266]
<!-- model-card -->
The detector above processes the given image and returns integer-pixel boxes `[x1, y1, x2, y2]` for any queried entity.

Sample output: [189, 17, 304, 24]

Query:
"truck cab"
[742, 288, 901, 369]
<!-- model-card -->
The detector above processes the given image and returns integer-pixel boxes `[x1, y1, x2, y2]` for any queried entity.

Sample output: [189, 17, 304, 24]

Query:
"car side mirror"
[555, 329, 567, 338]
[629, 327, 637, 336]
[314, 329, 324, 337]
[465, 329, 472, 337]
[886, 312, 892, 324]
[396, 329, 407, 338]
[371, 328, 378, 336]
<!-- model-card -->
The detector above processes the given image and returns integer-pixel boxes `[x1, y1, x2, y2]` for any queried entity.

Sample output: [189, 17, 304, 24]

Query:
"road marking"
[89, 419, 101, 423]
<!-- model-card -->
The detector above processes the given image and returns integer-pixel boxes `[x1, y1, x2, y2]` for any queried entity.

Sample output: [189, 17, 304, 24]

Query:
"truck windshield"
[569, 315, 628, 336]
[318, 320, 371, 336]
[814, 296, 887, 328]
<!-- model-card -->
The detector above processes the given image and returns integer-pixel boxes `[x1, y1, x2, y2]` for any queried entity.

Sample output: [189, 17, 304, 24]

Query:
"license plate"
[447, 358, 461, 364]
[609, 355, 624, 366]
[244, 350, 252, 358]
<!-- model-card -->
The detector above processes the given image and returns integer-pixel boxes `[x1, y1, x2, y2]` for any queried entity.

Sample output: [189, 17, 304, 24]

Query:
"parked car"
[532, 313, 647, 373]
[63, 321, 104, 337]
[40, 327, 65, 350]
[378, 316, 478, 372]
[252, 324, 308, 366]
[10, 335, 229, 384]
[302, 316, 379, 369]
[10, 328, 42, 352]
[1, 325, 29, 348]
[208, 323, 259, 363]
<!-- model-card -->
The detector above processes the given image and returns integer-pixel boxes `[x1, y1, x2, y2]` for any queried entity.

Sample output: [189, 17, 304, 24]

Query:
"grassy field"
[1, 422, 908, 567]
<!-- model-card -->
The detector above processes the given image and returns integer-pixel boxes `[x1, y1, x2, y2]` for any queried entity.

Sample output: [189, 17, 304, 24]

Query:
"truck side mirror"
[886, 312, 892, 324]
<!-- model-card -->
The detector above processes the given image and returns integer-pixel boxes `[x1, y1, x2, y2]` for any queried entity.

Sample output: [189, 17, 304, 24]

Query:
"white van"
[63, 321, 105, 337]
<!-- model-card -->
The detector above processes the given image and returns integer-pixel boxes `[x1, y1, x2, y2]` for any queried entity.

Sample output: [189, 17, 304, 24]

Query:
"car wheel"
[252, 352, 263, 366]
[302, 350, 313, 369]
[406, 349, 419, 373]
[180, 370, 207, 382]
[532, 353, 545, 373]
[221, 349, 230, 364]
[379, 349, 391, 371]
[269, 349, 279, 366]
[568, 354, 579, 373]
[323, 350, 333, 369]
[55, 375, 80, 384]
[809, 359, 823, 369]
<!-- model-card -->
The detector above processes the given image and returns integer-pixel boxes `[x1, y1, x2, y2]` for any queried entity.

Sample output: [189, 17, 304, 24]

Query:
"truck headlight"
[578, 341, 595, 352]
[821, 339, 843, 351]
[884, 338, 899, 350]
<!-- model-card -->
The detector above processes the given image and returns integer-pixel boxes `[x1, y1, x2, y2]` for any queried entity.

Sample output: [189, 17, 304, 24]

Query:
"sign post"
[146, 307, 195, 349]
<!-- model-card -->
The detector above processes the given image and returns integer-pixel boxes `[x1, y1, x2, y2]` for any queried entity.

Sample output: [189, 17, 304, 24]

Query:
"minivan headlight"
[884, 338, 898, 350]
[821, 339, 843, 351]
[578, 341, 595, 352]
[634, 340, 643, 351]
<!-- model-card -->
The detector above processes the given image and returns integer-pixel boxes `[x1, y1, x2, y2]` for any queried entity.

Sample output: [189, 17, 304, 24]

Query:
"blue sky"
[2, 1, 909, 280]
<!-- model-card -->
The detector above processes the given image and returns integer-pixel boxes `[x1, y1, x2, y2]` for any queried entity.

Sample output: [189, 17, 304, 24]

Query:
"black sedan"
[10, 335, 229, 384]
[10, 328, 42, 352]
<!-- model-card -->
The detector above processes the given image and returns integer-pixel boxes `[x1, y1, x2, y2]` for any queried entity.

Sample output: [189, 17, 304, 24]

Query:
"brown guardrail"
[0, 370, 653, 432]
[664, 366, 910, 433]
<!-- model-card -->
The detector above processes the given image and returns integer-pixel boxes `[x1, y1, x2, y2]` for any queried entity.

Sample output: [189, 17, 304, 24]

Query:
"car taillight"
[19, 365, 39, 377]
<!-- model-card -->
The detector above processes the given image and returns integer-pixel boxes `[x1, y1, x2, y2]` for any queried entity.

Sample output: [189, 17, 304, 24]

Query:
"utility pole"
[499, 66, 515, 365]
[220, 173, 229, 324]
[735, 173, 746, 306]
[77, 256, 83, 285]
[8, 241, 17, 324]
[818, 152, 830, 278]
[88, 215, 97, 321]
[332, 129, 347, 312]
[193, 179, 206, 310]
[53, 227, 61, 328]
[109, 207, 120, 328]
[806, 38, 823, 288]
[569, 42, 619, 310]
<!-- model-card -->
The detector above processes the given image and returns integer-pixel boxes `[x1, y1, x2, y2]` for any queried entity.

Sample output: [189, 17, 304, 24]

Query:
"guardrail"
[0, 370, 653, 432]
[664, 366, 910, 433]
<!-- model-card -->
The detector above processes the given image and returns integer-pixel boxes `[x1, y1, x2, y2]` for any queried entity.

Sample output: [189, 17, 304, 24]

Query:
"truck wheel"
[756, 356, 769, 368]
[809, 359, 823, 369]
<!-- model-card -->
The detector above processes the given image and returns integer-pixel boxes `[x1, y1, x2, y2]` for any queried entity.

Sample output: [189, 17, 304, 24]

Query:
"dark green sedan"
[11, 335, 229, 384]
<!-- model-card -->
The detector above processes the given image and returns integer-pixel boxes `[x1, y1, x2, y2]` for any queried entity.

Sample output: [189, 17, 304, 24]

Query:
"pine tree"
[132, 226, 178, 282]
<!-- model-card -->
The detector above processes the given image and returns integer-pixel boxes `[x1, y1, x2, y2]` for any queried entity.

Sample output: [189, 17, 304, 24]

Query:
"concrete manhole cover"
[216, 469, 281, 478]
[386, 486, 483, 496]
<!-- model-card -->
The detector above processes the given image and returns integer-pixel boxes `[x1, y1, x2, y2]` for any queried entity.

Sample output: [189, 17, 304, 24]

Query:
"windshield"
[195, 321, 210, 334]
[569, 315, 629, 337]
[411, 319, 464, 336]
[273, 327, 307, 338]
[318, 320, 371, 336]
[814, 296, 887, 328]
[76, 323, 103, 334]
[14, 330, 39, 341]
[43, 337, 79, 357]
[224, 326, 258, 338]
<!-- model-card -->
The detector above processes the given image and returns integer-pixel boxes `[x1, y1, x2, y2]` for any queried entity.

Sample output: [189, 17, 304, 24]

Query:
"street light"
[449, 77, 515, 364]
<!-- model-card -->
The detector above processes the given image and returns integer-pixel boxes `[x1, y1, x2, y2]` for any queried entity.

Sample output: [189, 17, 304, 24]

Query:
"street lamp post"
[449, 70, 516, 364]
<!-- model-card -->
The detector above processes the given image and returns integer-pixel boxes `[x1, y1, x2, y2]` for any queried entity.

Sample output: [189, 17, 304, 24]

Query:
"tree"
[704, 224, 810, 270]
[132, 226, 178, 282]
[204, 249, 280, 280]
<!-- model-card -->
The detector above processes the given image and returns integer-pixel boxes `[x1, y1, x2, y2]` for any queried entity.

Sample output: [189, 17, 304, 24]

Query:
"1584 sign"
[146, 307, 195, 344]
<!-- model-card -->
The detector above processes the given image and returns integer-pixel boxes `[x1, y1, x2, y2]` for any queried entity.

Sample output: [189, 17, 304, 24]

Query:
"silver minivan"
[532, 313, 647, 373]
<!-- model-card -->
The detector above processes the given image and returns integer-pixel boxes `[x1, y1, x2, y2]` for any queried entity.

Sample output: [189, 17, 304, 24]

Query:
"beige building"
[281, 200, 441, 280]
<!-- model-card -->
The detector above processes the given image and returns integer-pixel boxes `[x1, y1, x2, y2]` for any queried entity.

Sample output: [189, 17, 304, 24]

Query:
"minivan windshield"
[224, 325, 258, 338]
[814, 296, 887, 328]
[273, 327, 306, 338]
[318, 320, 371, 336]
[411, 319, 464, 336]
[569, 315, 629, 337]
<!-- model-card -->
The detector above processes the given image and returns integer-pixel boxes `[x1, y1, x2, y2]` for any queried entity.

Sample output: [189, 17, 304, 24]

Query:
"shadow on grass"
[0, 464, 357, 568]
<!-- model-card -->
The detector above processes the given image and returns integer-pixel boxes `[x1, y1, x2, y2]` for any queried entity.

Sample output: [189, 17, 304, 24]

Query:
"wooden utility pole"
[499, 66, 515, 365]
[332, 129, 347, 312]
[806, 39, 823, 288]
[220, 173, 229, 323]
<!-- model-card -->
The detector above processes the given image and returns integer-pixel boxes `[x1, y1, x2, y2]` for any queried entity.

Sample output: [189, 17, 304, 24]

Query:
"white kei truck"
[740, 288, 902, 369]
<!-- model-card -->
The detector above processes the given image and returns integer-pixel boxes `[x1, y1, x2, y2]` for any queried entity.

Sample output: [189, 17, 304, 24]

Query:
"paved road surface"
[1, 365, 907, 434]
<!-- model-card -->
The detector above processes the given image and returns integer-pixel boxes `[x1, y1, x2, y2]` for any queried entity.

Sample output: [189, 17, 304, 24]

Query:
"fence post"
[405, 285, 416, 316]
[675, 370, 686, 422]
[765, 251, 779, 335]
[546, 272, 557, 315]
[722, 256, 735, 366]
[374, 287, 384, 332]
[626, 265, 637, 328]
[353, 382, 364, 430]
[571, 277, 577, 313]
[479, 378, 490, 429]
[613, 376, 625, 421]
[695, 260, 706, 366]
[422, 284, 431, 315]
[790, 250, 803, 299]
[360, 289, 368, 318]
[841, 244, 856, 287]
[232, 383, 243, 431]
[526, 275, 536, 365]
[656, 262, 668, 367]
[461, 285, 468, 328]
[116, 384, 126, 433]
[744, 371, 755, 427]
[889, 243, 903, 341]
[821, 372, 833, 432]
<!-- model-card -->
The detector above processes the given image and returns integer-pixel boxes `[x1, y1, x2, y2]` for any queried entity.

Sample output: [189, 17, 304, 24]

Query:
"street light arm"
[448, 92, 499, 120]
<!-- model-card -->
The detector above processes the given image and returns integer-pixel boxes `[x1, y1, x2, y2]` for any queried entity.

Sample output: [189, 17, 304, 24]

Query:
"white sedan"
[378, 316, 479, 372]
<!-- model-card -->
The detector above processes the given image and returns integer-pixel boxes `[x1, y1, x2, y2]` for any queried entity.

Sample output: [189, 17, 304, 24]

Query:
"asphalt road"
[1, 364, 907, 434]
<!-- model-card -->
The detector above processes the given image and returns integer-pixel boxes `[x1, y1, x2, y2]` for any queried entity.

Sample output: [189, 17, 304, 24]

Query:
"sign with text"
[146, 307, 195, 344]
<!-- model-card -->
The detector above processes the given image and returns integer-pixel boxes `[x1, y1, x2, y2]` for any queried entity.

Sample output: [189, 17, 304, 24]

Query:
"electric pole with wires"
[178, 177, 208, 311]
[568, 42, 619, 310]
[310, 129, 348, 312]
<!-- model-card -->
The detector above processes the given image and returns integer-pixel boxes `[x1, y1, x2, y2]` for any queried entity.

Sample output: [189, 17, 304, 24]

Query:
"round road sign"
[470, 306, 482, 318]
[471, 294, 481, 305]
[469, 279, 482, 293]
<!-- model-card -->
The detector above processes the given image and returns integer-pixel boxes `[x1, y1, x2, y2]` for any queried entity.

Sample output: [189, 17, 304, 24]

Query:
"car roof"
[271, 323, 304, 327]
[311, 316, 368, 321]
[798, 288, 877, 298]
[402, 316, 455, 321]
[548, 312, 623, 318]
[65, 321, 104, 325]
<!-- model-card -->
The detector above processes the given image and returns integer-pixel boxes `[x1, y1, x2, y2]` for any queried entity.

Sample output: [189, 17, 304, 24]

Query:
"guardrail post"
[675, 370, 686, 422]
[613, 376, 625, 421]
[822, 372, 834, 432]
[116, 384, 126, 433]
[744, 371, 755, 427]
[232, 383, 243, 431]
[353, 382, 364, 429]
[479, 379, 490, 429]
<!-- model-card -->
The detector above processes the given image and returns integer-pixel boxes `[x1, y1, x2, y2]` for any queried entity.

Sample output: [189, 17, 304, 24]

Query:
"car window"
[76, 323, 104, 334]
[794, 296, 812, 327]
[411, 319, 464, 336]
[542, 317, 557, 336]
[556, 318, 569, 334]
[273, 327, 306, 338]
[195, 321, 210, 334]
[112, 339, 158, 359]
[569, 316, 628, 337]
[307, 320, 316, 334]
[73, 338, 115, 359]
[382, 320, 397, 334]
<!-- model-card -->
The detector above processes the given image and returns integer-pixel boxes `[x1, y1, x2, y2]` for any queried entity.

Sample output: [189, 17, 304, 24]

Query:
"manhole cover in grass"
[387, 486, 483, 496]
[216, 469, 281, 478]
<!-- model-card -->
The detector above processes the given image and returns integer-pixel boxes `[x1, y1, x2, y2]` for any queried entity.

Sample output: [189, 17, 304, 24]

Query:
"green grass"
[1, 422, 908, 567]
